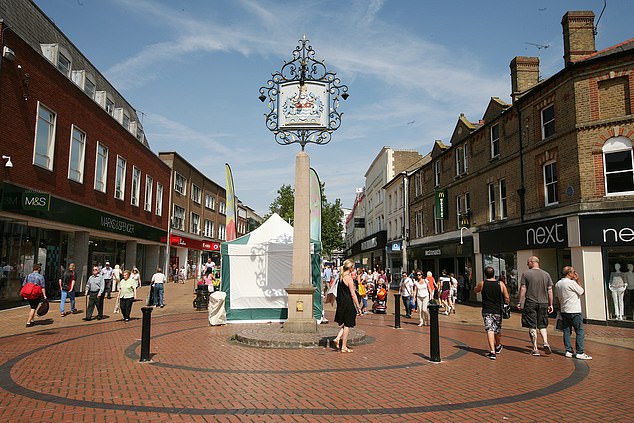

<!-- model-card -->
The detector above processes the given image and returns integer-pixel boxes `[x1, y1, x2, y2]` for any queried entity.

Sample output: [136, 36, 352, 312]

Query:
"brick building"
[407, 11, 634, 325]
[0, 0, 170, 306]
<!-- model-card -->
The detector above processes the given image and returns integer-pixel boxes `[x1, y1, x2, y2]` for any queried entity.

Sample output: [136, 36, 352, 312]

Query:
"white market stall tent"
[220, 213, 322, 322]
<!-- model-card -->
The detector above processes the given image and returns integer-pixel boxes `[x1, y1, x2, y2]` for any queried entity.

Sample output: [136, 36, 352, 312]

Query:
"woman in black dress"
[333, 259, 362, 353]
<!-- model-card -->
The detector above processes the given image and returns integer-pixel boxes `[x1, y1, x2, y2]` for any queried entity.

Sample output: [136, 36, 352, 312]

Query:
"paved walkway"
[0, 282, 631, 422]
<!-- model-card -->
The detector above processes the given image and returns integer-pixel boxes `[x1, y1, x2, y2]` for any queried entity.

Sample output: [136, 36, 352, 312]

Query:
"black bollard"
[394, 293, 401, 329]
[428, 301, 441, 362]
[140, 306, 153, 362]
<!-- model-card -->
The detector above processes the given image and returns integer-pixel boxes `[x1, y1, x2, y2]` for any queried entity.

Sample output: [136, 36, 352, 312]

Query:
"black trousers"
[120, 297, 134, 320]
[86, 292, 102, 319]
[104, 279, 112, 297]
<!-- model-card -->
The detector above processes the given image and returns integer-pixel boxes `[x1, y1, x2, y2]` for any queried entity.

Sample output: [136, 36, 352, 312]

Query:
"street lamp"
[259, 36, 348, 333]
[459, 226, 469, 245]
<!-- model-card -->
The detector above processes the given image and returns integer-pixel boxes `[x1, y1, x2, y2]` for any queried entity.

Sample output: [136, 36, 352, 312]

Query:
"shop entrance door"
[90, 252, 114, 268]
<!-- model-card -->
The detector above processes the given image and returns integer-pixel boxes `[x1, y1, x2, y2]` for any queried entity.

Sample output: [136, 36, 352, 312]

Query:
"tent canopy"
[220, 213, 321, 322]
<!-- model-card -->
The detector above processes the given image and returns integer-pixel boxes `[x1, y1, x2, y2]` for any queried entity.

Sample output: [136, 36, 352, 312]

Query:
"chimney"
[562, 11, 596, 66]
[510, 56, 540, 102]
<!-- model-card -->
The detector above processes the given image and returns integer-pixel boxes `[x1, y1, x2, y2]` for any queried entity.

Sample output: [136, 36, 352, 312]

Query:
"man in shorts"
[518, 256, 554, 356]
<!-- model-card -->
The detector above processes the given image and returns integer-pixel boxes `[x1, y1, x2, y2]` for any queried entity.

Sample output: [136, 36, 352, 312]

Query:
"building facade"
[407, 11, 634, 324]
[0, 0, 170, 306]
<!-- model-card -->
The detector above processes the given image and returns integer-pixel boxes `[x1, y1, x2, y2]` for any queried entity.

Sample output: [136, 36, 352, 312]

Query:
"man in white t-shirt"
[151, 268, 167, 308]
[555, 266, 591, 360]
[400, 271, 414, 318]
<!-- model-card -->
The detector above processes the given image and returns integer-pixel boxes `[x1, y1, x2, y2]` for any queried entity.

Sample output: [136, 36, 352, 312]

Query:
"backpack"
[20, 282, 43, 300]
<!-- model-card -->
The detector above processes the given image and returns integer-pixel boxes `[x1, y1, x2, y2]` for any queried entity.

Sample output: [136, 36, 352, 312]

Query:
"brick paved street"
[0, 282, 632, 422]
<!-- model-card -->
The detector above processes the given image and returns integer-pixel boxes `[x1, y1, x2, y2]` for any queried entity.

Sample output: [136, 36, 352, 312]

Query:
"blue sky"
[34, 0, 634, 215]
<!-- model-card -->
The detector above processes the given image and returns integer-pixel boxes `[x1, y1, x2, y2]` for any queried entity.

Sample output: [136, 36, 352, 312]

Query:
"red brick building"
[0, 0, 170, 306]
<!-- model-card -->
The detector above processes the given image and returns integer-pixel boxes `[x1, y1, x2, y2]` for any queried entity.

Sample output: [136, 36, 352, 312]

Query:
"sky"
[33, 0, 634, 216]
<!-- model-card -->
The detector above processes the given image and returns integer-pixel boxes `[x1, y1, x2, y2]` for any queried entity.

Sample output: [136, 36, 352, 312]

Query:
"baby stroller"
[372, 283, 387, 314]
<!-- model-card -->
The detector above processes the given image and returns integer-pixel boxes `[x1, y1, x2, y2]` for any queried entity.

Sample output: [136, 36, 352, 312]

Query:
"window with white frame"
[84, 76, 96, 100]
[219, 201, 226, 215]
[490, 124, 500, 158]
[131, 166, 141, 206]
[34, 103, 56, 170]
[68, 125, 86, 183]
[57, 51, 71, 77]
[455, 143, 469, 175]
[115, 156, 126, 200]
[541, 105, 555, 140]
[499, 179, 508, 219]
[543, 161, 558, 206]
[205, 193, 215, 209]
[191, 184, 202, 204]
[456, 192, 470, 228]
[204, 219, 214, 238]
[94, 143, 108, 192]
[172, 205, 185, 230]
[415, 211, 423, 238]
[488, 183, 496, 221]
[122, 112, 130, 131]
[602, 137, 634, 195]
[434, 161, 441, 187]
[144, 175, 153, 212]
[190, 212, 200, 234]
[156, 183, 163, 216]
[174, 173, 186, 195]
[219, 224, 227, 240]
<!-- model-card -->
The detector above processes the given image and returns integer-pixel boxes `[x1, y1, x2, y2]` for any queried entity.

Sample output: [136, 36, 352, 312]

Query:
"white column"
[125, 240, 137, 272]
[571, 246, 605, 321]
[74, 231, 89, 292]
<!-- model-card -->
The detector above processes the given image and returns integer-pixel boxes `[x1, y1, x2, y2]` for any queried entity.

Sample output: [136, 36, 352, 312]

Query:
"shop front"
[0, 183, 167, 308]
[386, 239, 404, 277]
[579, 212, 634, 325]
[478, 217, 570, 304]
[164, 234, 220, 280]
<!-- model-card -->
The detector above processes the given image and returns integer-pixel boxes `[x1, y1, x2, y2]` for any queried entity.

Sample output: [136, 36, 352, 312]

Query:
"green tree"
[265, 183, 344, 257]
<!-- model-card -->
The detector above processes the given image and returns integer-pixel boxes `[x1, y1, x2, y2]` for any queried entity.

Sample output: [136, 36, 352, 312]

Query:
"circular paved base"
[234, 325, 367, 348]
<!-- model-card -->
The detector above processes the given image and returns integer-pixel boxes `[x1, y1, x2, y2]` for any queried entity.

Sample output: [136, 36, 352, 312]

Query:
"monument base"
[284, 285, 317, 333]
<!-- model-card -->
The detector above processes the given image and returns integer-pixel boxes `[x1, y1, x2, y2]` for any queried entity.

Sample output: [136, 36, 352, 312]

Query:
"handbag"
[20, 282, 43, 300]
[555, 312, 563, 331]
[36, 299, 49, 316]
[499, 281, 511, 319]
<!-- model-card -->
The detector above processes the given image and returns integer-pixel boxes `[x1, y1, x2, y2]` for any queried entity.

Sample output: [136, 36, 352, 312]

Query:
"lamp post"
[459, 226, 469, 245]
[259, 36, 348, 333]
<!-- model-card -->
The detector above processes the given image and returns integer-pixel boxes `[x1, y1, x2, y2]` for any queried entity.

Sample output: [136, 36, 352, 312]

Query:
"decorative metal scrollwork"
[259, 35, 348, 149]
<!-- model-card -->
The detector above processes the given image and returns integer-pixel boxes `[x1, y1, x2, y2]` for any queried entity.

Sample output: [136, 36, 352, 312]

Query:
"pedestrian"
[131, 267, 141, 288]
[112, 264, 121, 292]
[474, 266, 510, 360]
[555, 266, 592, 360]
[151, 267, 166, 308]
[517, 256, 554, 356]
[100, 261, 114, 299]
[399, 271, 413, 318]
[332, 259, 362, 353]
[59, 263, 77, 317]
[22, 264, 47, 327]
[84, 265, 105, 321]
[171, 263, 178, 283]
[117, 269, 137, 322]
[426, 271, 436, 301]
[439, 270, 452, 315]
[449, 272, 458, 312]
[413, 271, 430, 326]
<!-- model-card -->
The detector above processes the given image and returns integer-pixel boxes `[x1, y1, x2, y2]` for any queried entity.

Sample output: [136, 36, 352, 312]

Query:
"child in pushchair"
[372, 282, 388, 313]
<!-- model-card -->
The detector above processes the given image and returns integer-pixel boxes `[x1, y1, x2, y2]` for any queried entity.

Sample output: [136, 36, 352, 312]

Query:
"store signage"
[361, 237, 377, 250]
[22, 191, 50, 210]
[425, 249, 442, 256]
[435, 189, 448, 220]
[162, 235, 220, 251]
[479, 217, 568, 251]
[459, 212, 471, 228]
[391, 242, 401, 252]
[579, 213, 634, 246]
[100, 216, 135, 234]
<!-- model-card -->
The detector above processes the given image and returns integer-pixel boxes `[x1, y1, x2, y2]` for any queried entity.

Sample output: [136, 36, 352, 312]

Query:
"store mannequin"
[626, 264, 634, 320]
[608, 263, 626, 320]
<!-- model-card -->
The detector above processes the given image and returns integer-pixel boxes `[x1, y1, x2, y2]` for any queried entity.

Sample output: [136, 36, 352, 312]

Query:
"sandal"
[340, 347, 353, 353]
[330, 339, 341, 350]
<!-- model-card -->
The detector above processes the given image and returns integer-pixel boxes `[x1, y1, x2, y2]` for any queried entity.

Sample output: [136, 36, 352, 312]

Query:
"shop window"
[115, 156, 126, 200]
[68, 125, 86, 183]
[131, 166, 141, 207]
[605, 248, 634, 321]
[156, 183, 163, 216]
[541, 105, 555, 139]
[483, 253, 519, 300]
[144, 175, 153, 212]
[94, 143, 108, 192]
[602, 137, 634, 195]
[543, 161, 558, 206]
[490, 124, 500, 158]
[34, 102, 57, 170]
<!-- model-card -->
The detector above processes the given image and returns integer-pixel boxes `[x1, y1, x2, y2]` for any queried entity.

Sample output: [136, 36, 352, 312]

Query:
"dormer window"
[57, 52, 71, 77]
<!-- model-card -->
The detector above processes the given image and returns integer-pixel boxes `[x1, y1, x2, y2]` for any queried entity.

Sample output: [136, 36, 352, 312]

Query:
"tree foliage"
[265, 182, 344, 257]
